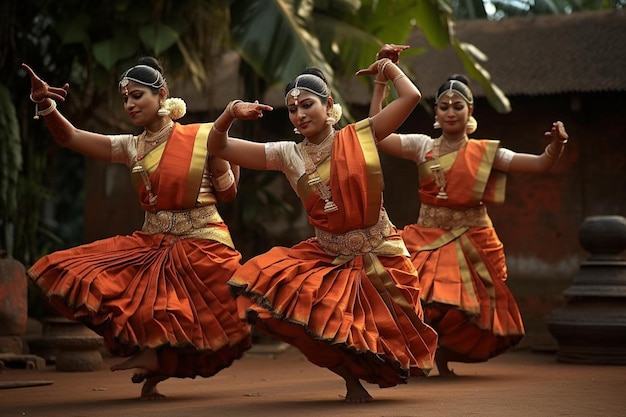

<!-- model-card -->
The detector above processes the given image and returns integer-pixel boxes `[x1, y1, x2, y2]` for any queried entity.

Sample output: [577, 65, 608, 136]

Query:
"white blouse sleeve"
[108, 134, 136, 167]
[398, 133, 433, 164]
[493, 147, 515, 172]
[265, 141, 306, 193]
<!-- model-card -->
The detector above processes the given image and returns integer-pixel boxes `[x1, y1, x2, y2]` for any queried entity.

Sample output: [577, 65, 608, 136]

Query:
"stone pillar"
[29, 317, 104, 372]
[0, 255, 27, 354]
[547, 215, 626, 364]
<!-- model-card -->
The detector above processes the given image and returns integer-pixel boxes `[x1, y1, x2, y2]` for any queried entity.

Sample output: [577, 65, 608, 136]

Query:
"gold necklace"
[430, 136, 468, 199]
[138, 121, 174, 161]
[133, 121, 174, 206]
[301, 130, 338, 213]
[144, 120, 174, 143]
[302, 129, 335, 163]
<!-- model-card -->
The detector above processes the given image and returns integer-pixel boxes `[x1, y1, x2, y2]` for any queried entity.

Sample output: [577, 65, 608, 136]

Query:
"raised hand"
[231, 100, 273, 121]
[355, 58, 390, 77]
[375, 44, 410, 63]
[22, 63, 69, 103]
[545, 121, 569, 143]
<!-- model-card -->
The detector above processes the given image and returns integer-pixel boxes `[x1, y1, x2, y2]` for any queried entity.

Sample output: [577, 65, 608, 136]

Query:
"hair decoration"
[156, 97, 187, 120]
[119, 64, 166, 91]
[436, 78, 474, 105]
[326, 103, 343, 125]
[285, 74, 330, 105]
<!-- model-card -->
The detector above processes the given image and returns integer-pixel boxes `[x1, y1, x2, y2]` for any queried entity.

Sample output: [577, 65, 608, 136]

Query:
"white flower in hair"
[327, 103, 342, 125]
[164, 97, 187, 120]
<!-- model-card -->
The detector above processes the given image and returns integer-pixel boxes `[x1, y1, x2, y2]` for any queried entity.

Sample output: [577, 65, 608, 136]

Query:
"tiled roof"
[405, 9, 626, 98]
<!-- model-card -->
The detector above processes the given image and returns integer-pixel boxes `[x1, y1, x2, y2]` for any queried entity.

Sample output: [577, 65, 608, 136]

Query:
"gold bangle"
[373, 79, 387, 85]
[227, 99, 243, 118]
[377, 58, 392, 80]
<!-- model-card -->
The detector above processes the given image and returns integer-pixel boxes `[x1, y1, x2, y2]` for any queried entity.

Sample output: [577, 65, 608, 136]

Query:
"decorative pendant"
[323, 200, 339, 213]
[430, 163, 448, 199]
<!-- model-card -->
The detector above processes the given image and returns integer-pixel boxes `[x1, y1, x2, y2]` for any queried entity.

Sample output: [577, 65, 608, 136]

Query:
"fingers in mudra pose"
[22, 63, 69, 103]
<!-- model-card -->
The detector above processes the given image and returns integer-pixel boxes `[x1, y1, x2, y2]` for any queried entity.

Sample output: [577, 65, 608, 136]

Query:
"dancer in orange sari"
[23, 57, 251, 399]
[207, 50, 437, 403]
[371, 49, 569, 376]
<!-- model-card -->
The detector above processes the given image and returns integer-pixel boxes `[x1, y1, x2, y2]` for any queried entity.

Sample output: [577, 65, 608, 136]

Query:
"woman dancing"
[206, 49, 438, 402]
[371, 48, 569, 376]
[23, 57, 251, 399]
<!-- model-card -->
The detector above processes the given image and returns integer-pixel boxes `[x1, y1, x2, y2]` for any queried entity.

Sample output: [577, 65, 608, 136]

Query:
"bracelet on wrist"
[227, 99, 243, 118]
[33, 99, 56, 120]
[29, 93, 45, 104]
[377, 58, 392, 80]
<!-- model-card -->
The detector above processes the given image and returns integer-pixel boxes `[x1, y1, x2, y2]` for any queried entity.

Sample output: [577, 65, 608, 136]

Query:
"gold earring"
[157, 100, 169, 117]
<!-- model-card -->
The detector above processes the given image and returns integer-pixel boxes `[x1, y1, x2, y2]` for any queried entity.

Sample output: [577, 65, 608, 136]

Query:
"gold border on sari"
[184, 123, 212, 207]
[355, 119, 382, 226]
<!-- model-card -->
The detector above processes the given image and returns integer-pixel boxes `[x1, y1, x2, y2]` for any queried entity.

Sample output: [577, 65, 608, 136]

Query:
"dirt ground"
[0, 345, 624, 417]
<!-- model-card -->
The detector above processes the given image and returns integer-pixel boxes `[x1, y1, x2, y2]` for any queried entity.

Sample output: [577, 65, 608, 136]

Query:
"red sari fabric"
[402, 139, 524, 362]
[28, 123, 251, 379]
[229, 121, 437, 388]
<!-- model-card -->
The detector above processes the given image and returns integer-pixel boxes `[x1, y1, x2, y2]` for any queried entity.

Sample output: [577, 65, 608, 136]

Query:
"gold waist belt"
[315, 211, 393, 257]
[143, 205, 224, 237]
[417, 203, 492, 229]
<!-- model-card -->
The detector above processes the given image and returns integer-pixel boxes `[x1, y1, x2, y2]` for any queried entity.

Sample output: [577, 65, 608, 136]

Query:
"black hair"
[118, 56, 167, 93]
[435, 74, 473, 105]
[284, 67, 331, 104]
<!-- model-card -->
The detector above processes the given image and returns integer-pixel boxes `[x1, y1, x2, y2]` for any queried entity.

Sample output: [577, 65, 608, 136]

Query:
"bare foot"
[111, 348, 158, 373]
[343, 379, 374, 403]
[330, 364, 374, 403]
[140, 374, 168, 400]
[435, 351, 458, 377]
[131, 372, 147, 384]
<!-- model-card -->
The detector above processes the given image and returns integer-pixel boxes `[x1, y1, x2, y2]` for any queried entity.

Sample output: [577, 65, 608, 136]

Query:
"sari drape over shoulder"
[229, 120, 437, 388]
[29, 122, 251, 379]
[401, 139, 524, 362]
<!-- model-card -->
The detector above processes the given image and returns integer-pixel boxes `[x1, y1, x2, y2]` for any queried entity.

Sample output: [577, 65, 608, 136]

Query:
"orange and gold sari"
[401, 139, 524, 362]
[229, 120, 437, 388]
[28, 123, 251, 378]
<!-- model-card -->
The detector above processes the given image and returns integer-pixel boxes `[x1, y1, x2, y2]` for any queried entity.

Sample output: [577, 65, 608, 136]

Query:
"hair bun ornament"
[326, 103, 343, 125]
[466, 116, 478, 134]
[163, 97, 187, 120]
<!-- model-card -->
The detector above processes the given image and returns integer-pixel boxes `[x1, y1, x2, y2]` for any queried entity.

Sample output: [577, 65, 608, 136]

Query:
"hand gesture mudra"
[231, 100, 273, 121]
[22, 63, 70, 103]
[375, 43, 410, 64]
[545, 121, 569, 143]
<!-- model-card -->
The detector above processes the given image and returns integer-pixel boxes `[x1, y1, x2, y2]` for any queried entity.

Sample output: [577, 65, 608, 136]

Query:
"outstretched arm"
[505, 121, 569, 173]
[207, 100, 274, 171]
[22, 64, 113, 161]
